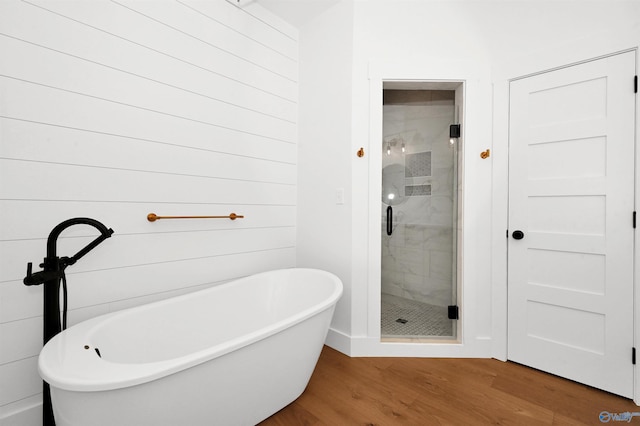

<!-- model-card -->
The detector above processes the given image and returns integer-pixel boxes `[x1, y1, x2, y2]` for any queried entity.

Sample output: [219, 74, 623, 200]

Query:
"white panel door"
[508, 51, 636, 398]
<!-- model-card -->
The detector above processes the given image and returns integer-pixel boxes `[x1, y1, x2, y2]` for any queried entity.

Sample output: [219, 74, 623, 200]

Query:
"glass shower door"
[380, 86, 459, 340]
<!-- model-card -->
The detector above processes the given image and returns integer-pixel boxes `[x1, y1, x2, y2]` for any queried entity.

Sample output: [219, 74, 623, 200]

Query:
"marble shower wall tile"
[381, 90, 457, 308]
[381, 223, 455, 307]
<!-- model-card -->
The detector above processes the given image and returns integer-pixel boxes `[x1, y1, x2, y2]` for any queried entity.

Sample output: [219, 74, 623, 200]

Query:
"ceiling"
[256, 0, 340, 28]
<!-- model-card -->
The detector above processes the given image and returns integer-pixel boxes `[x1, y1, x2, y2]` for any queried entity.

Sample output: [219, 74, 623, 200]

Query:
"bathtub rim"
[38, 268, 342, 392]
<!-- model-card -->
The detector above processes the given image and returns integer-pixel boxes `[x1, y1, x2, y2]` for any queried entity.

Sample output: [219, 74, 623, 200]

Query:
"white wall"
[298, 0, 640, 356]
[0, 1, 297, 423]
[297, 1, 354, 337]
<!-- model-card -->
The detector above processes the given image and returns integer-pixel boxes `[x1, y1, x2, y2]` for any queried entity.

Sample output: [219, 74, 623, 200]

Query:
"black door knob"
[512, 230, 524, 240]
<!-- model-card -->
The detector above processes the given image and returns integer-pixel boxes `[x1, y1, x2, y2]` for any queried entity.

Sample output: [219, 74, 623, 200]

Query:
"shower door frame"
[380, 82, 462, 341]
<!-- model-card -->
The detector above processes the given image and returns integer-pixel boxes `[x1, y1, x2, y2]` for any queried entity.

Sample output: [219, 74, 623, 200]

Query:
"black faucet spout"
[45, 217, 114, 262]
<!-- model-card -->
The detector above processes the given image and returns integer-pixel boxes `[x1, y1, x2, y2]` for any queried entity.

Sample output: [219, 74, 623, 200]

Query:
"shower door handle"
[386, 206, 393, 236]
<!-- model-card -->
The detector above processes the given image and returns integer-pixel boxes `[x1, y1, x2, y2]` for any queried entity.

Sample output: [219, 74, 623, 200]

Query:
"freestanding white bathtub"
[39, 268, 343, 426]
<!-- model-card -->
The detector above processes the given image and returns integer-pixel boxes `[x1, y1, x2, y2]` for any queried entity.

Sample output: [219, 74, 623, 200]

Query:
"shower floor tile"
[381, 293, 453, 338]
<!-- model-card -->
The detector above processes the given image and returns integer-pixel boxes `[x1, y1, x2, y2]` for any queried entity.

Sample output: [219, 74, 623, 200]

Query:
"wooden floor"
[259, 346, 638, 426]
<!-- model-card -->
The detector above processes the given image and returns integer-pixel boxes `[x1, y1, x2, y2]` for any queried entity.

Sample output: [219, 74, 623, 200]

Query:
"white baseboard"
[324, 327, 352, 356]
[325, 328, 493, 358]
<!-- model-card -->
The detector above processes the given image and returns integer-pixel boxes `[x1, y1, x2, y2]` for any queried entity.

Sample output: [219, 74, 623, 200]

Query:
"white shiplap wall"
[0, 1, 298, 423]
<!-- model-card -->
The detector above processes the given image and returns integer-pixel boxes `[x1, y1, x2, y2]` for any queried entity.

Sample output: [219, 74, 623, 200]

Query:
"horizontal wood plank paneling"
[113, 0, 298, 82]
[0, 395, 41, 426]
[1, 228, 296, 284]
[24, 0, 298, 100]
[0, 200, 296, 240]
[0, 71, 296, 144]
[0, 2, 297, 114]
[177, 0, 298, 60]
[0, 160, 296, 204]
[0, 357, 41, 406]
[0, 317, 42, 364]
[0, 36, 296, 124]
[0, 118, 296, 186]
[0, 0, 298, 421]
[0, 80, 296, 163]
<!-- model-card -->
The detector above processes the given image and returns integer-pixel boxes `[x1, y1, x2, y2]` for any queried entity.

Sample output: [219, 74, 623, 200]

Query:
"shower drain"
[395, 318, 408, 324]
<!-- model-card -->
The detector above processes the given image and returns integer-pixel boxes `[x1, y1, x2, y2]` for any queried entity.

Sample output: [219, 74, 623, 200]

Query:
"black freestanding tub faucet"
[23, 218, 114, 426]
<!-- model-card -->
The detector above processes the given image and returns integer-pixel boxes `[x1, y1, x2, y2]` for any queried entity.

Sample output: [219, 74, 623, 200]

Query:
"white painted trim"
[361, 58, 493, 358]
[491, 26, 640, 401]
[349, 336, 492, 358]
[635, 51, 640, 407]
[324, 327, 352, 356]
[490, 79, 510, 362]
[367, 69, 383, 340]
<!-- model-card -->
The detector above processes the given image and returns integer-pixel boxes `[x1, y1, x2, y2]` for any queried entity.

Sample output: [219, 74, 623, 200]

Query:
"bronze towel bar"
[147, 213, 244, 222]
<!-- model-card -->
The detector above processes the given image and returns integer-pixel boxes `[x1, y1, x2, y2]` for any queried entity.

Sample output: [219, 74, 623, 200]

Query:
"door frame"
[491, 27, 640, 402]
[352, 57, 494, 357]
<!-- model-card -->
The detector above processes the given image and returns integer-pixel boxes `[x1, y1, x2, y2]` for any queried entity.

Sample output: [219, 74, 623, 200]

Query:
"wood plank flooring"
[259, 346, 638, 425]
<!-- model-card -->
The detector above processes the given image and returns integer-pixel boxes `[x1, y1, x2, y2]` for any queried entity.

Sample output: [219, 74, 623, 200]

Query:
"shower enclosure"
[380, 82, 462, 340]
